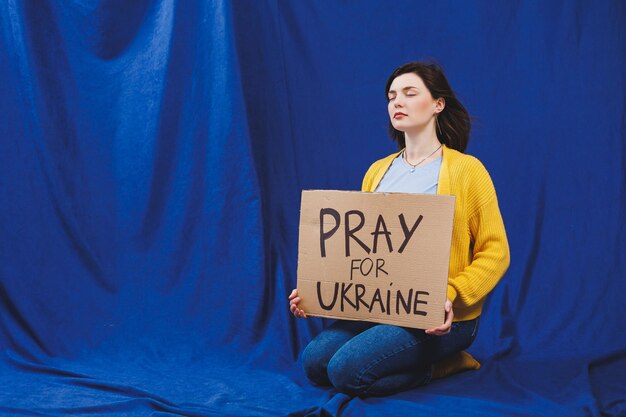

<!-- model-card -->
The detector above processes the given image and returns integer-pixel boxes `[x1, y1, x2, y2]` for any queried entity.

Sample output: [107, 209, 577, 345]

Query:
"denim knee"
[301, 340, 331, 386]
[326, 354, 369, 396]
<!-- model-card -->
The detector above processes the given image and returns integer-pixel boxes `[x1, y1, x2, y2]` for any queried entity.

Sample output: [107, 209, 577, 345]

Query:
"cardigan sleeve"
[448, 194, 510, 307]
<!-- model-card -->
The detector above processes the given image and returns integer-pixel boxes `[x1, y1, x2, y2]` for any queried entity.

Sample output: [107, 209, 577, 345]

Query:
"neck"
[403, 125, 440, 159]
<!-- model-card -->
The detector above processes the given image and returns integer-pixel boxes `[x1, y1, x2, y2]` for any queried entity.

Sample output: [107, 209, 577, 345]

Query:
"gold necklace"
[403, 144, 442, 172]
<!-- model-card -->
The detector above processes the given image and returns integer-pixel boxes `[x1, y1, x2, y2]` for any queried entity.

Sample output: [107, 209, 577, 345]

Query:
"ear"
[435, 97, 446, 112]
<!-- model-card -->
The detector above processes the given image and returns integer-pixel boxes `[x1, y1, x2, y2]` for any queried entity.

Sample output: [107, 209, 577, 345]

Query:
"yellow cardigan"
[361, 145, 510, 322]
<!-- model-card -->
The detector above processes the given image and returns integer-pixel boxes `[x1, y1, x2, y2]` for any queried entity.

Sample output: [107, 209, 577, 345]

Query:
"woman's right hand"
[289, 289, 307, 318]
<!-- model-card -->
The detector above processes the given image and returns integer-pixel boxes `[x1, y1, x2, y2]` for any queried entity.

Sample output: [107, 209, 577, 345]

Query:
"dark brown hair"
[385, 61, 470, 152]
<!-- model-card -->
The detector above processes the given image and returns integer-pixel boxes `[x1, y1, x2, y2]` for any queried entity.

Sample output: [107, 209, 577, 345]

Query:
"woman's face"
[387, 73, 440, 133]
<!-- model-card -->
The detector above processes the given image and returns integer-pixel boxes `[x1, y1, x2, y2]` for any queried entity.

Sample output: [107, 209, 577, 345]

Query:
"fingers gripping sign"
[425, 299, 454, 336]
[289, 289, 308, 319]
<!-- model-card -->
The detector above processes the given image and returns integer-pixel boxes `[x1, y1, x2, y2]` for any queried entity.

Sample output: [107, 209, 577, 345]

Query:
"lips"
[393, 112, 407, 119]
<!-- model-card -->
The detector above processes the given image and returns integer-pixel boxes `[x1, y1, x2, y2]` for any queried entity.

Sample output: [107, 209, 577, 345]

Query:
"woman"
[289, 61, 510, 397]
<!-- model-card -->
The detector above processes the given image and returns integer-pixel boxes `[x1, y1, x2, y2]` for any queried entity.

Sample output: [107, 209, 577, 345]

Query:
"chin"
[391, 121, 408, 131]
[392, 123, 416, 132]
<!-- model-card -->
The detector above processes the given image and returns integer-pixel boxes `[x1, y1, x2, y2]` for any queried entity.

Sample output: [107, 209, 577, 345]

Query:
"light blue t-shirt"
[375, 154, 442, 194]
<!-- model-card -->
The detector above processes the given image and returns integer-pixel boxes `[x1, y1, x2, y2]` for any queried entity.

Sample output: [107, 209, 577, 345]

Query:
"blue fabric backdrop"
[1, 0, 625, 416]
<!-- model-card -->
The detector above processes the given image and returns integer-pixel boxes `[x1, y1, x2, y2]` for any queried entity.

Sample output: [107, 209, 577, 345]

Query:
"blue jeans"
[301, 318, 479, 397]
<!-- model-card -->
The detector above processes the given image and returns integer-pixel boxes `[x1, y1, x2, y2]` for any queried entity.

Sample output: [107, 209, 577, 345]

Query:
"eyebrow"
[388, 86, 419, 94]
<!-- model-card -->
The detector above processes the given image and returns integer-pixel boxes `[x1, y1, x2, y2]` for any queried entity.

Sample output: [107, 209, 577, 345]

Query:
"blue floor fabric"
[1, 1, 625, 416]
[0, 354, 607, 416]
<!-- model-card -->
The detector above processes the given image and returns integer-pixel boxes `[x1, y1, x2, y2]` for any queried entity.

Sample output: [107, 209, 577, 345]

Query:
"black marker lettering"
[369, 288, 385, 313]
[355, 284, 369, 311]
[376, 258, 388, 277]
[317, 281, 338, 310]
[413, 290, 429, 316]
[359, 258, 373, 276]
[340, 283, 357, 311]
[320, 208, 340, 257]
[345, 210, 371, 256]
[396, 289, 413, 315]
[398, 214, 423, 253]
[370, 214, 393, 253]
[350, 259, 360, 280]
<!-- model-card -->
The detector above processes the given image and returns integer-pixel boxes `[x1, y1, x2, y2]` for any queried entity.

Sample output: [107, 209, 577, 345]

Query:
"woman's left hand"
[425, 299, 454, 336]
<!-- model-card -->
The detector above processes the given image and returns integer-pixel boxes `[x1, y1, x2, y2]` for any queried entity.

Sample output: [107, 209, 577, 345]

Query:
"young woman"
[289, 61, 510, 397]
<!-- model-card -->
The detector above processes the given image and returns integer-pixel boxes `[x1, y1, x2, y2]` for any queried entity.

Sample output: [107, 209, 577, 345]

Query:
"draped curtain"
[1, 1, 624, 415]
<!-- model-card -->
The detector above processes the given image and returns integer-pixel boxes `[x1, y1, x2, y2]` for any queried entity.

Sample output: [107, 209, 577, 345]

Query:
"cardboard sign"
[296, 190, 455, 329]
